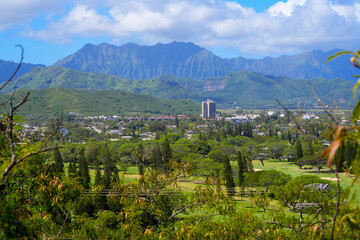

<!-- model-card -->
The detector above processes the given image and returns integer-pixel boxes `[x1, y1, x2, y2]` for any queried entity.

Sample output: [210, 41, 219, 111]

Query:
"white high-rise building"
[202, 99, 216, 118]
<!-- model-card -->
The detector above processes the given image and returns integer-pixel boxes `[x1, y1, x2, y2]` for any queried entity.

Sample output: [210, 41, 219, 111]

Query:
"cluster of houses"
[224, 111, 326, 123]
[19, 109, 350, 144]
[79, 114, 188, 121]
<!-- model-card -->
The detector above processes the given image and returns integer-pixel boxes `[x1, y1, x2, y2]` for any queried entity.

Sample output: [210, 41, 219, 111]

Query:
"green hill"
[4, 65, 127, 91]
[3, 65, 357, 109]
[192, 71, 357, 108]
[0, 88, 200, 116]
[2, 65, 203, 100]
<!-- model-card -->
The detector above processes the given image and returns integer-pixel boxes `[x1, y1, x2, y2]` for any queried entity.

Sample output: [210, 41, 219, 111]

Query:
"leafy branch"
[0, 46, 63, 184]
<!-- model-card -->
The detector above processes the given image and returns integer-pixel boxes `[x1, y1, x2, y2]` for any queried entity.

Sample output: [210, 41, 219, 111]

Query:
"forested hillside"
[4, 65, 356, 108]
[0, 87, 199, 116]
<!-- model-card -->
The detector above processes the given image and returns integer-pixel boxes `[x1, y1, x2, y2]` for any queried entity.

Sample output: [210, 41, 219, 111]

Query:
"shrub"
[243, 170, 291, 187]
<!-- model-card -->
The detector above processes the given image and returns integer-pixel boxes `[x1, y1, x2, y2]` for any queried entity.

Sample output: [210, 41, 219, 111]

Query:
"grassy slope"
[0, 87, 200, 116]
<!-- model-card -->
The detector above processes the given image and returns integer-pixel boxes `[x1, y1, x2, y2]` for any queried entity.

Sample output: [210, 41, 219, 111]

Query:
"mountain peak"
[54, 41, 211, 79]
[54, 42, 358, 81]
[120, 42, 139, 48]
[98, 42, 115, 47]
[81, 43, 96, 50]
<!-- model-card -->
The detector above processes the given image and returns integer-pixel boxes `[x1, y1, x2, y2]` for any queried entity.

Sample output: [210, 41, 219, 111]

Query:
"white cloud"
[25, 5, 115, 43]
[268, 0, 307, 17]
[0, 0, 61, 31]
[3, 0, 360, 56]
[331, 2, 360, 22]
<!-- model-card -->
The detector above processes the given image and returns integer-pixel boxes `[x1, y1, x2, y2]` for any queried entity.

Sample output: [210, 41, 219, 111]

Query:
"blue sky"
[232, 0, 282, 12]
[0, 0, 359, 65]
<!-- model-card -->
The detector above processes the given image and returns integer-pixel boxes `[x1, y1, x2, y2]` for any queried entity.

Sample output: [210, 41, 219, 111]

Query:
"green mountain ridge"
[0, 60, 45, 83]
[0, 88, 199, 116]
[54, 42, 358, 81]
[3, 65, 357, 109]
[199, 72, 355, 108]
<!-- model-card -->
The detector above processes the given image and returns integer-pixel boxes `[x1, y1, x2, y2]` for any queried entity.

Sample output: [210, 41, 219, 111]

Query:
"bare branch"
[13, 92, 30, 112]
[275, 99, 318, 160]
[169, 202, 203, 221]
[2, 146, 64, 179]
[0, 45, 23, 91]
[331, 171, 342, 240]
[308, 81, 337, 124]
[197, 214, 216, 225]
[276, 84, 341, 238]
[264, 219, 297, 232]
[298, 207, 324, 233]
[55, 209, 71, 239]
[275, 99, 305, 135]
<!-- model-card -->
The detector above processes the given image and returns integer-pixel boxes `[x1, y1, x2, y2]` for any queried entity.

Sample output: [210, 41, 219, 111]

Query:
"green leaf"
[352, 99, 360, 123]
[325, 50, 354, 63]
[354, 79, 360, 98]
[351, 75, 360, 78]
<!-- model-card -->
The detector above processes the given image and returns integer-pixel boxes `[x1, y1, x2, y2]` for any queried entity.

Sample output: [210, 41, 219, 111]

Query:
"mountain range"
[54, 41, 358, 81]
[0, 41, 358, 113]
[0, 60, 44, 83]
[3, 65, 356, 109]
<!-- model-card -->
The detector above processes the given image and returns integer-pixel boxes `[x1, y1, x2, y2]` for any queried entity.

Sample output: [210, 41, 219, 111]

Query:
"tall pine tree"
[295, 139, 303, 160]
[102, 144, 113, 189]
[245, 122, 253, 137]
[237, 151, 245, 186]
[53, 147, 64, 175]
[243, 155, 249, 172]
[135, 144, 146, 176]
[198, 132, 203, 141]
[216, 132, 221, 142]
[222, 129, 227, 139]
[155, 143, 162, 171]
[162, 136, 172, 172]
[68, 161, 77, 178]
[287, 131, 292, 143]
[150, 143, 162, 171]
[175, 115, 180, 129]
[78, 148, 90, 189]
[223, 154, 236, 196]
[111, 167, 121, 187]
[150, 147, 157, 170]
[246, 155, 253, 172]
[94, 161, 103, 186]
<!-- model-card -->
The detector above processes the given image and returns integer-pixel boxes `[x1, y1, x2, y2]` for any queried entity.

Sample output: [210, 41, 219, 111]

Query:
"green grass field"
[252, 159, 360, 203]
[65, 158, 359, 204]
[252, 159, 354, 187]
[62, 158, 360, 226]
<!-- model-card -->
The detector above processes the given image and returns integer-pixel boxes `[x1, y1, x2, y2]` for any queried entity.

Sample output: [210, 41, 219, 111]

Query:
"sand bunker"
[321, 177, 340, 181]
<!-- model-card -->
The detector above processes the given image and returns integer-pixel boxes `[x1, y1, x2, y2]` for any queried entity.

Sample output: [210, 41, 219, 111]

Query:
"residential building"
[202, 99, 216, 118]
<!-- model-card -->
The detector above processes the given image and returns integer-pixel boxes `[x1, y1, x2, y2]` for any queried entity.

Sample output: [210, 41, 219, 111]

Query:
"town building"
[202, 99, 216, 118]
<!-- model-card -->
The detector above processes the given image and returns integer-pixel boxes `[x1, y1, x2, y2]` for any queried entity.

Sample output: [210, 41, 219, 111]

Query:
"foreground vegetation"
[1, 48, 360, 239]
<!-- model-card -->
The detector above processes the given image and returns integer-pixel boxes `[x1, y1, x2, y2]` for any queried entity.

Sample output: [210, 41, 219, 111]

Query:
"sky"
[0, 0, 359, 65]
